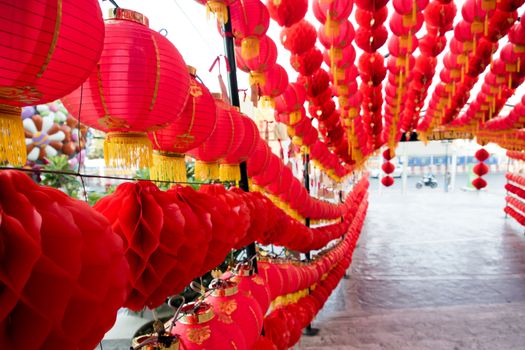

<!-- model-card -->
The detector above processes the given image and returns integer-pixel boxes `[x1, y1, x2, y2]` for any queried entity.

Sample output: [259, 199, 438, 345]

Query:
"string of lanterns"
[472, 147, 489, 189]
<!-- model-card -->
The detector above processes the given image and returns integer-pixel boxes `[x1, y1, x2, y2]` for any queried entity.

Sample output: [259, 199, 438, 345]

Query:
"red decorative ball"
[382, 176, 394, 187]
[472, 177, 487, 190]
[0, 170, 128, 350]
[355, 26, 388, 52]
[280, 19, 317, 54]
[355, 7, 389, 28]
[382, 161, 395, 174]
[473, 162, 489, 176]
[475, 148, 490, 162]
[291, 47, 324, 76]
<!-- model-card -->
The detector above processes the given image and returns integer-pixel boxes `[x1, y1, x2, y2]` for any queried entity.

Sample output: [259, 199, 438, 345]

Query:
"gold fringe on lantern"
[219, 163, 241, 182]
[249, 71, 266, 86]
[206, 1, 229, 24]
[104, 132, 152, 169]
[194, 160, 220, 181]
[241, 36, 260, 60]
[0, 105, 26, 166]
[260, 96, 275, 109]
[289, 109, 302, 125]
[150, 151, 187, 183]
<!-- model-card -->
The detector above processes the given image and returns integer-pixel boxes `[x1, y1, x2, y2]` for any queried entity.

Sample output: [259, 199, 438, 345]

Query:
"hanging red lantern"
[419, 34, 447, 56]
[267, 0, 308, 27]
[63, 9, 189, 169]
[188, 96, 235, 180]
[0, 0, 105, 166]
[473, 162, 489, 176]
[260, 64, 290, 103]
[355, 0, 389, 11]
[263, 308, 291, 350]
[280, 19, 317, 55]
[247, 138, 271, 177]
[475, 148, 490, 161]
[359, 52, 386, 86]
[355, 7, 389, 28]
[170, 302, 245, 349]
[258, 259, 284, 299]
[290, 47, 324, 76]
[220, 114, 259, 181]
[382, 175, 394, 187]
[230, 0, 270, 59]
[393, 0, 429, 14]
[324, 45, 356, 69]
[149, 66, 217, 183]
[315, 0, 354, 35]
[0, 170, 128, 350]
[382, 161, 395, 174]
[274, 83, 307, 114]
[204, 279, 262, 348]
[472, 177, 487, 190]
[252, 335, 278, 350]
[355, 26, 388, 52]
[424, 1, 457, 33]
[236, 35, 278, 85]
[319, 20, 355, 49]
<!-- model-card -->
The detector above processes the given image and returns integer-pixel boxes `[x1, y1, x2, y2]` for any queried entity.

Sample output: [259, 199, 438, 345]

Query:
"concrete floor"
[299, 177, 525, 350]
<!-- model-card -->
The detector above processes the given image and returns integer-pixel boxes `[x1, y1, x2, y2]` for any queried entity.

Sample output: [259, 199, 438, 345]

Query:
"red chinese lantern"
[290, 47, 324, 76]
[247, 139, 271, 177]
[382, 175, 394, 187]
[63, 9, 190, 169]
[472, 148, 489, 190]
[355, 7, 389, 28]
[252, 335, 278, 350]
[149, 66, 217, 183]
[205, 279, 263, 348]
[355, 0, 388, 11]
[260, 64, 290, 104]
[280, 19, 317, 55]
[319, 20, 355, 49]
[195, 0, 238, 24]
[258, 260, 284, 299]
[230, 0, 270, 59]
[236, 35, 278, 86]
[472, 177, 487, 190]
[475, 148, 490, 162]
[267, 0, 308, 27]
[263, 308, 292, 350]
[188, 96, 235, 180]
[473, 162, 489, 176]
[0, 0, 105, 166]
[0, 170, 128, 350]
[355, 26, 388, 52]
[170, 302, 244, 349]
[220, 114, 259, 181]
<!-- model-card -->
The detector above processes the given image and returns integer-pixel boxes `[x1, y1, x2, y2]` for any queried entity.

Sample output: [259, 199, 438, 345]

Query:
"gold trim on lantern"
[104, 132, 152, 169]
[0, 105, 26, 166]
[211, 281, 239, 297]
[219, 163, 241, 182]
[37, 0, 62, 78]
[188, 65, 197, 76]
[194, 160, 219, 180]
[179, 302, 215, 325]
[107, 8, 149, 26]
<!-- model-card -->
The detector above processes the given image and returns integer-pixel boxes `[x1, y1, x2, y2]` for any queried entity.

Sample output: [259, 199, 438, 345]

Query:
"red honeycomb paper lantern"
[0, 170, 128, 350]
[382, 175, 394, 187]
[149, 66, 217, 183]
[0, 0, 104, 166]
[280, 19, 317, 55]
[63, 9, 190, 169]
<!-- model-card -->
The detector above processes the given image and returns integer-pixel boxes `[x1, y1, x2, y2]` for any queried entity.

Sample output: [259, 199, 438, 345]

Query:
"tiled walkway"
[299, 180, 525, 350]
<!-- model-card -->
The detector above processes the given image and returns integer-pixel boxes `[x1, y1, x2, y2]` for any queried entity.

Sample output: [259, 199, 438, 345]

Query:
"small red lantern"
[355, 26, 388, 52]
[230, 0, 270, 59]
[355, 7, 388, 28]
[267, 0, 308, 27]
[382, 175, 394, 187]
[205, 279, 263, 348]
[149, 66, 217, 183]
[290, 47, 324, 76]
[236, 35, 278, 86]
[0, 0, 105, 166]
[63, 9, 190, 169]
[260, 64, 290, 104]
[472, 177, 487, 190]
[188, 96, 235, 180]
[280, 19, 317, 55]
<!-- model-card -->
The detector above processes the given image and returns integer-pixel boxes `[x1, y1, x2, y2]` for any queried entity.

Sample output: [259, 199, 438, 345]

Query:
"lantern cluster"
[455, 19, 525, 129]
[381, 148, 395, 187]
[382, 0, 428, 152]
[505, 173, 525, 225]
[0, 171, 129, 350]
[472, 148, 490, 190]
[401, 0, 455, 136]
[420, 0, 521, 134]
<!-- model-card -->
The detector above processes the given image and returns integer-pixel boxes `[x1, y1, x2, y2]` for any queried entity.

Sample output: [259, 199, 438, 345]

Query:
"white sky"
[98, 0, 524, 123]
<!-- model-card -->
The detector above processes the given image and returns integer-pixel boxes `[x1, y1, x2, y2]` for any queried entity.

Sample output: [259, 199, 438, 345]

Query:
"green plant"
[40, 155, 81, 198]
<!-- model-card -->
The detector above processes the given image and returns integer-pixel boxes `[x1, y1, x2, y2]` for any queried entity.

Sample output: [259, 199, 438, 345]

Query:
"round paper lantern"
[280, 19, 317, 55]
[220, 114, 259, 181]
[393, 0, 429, 14]
[324, 45, 357, 69]
[205, 279, 262, 348]
[355, 26, 388, 52]
[258, 259, 284, 299]
[475, 148, 490, 161]
[382, 175, 394, 187]
[0, 170, 128, 350]
[267, 0, 308, 27]
[424, 1, 456, 32]
[225, 264, 272, 313]
[170, 302, 244, 350]
[319, 20, 355, 49]
[230, 0, 270, 59]
[291, 47, 323, 76]
[252, 335, 278, 350]
[274, 83, 307, 114]
[0, 0, 104, 166]
[247, 139, 271, 177]
[236, 35, 277, 85]
[316, 0, 354, 35]
[149, 66, 217, 183]
[419, 34, 447, 56]
[260, 64, 290, 102]
[264, 308, 291, 350]
[188, 96, 235, 180]
[355, 0, 389, 11]
[472, 177, 487, 190]
[63, 9, 190, 169]
[382, 161, 395, 174]
[355, 7, 389, 28]
[473, 162, 489, 176]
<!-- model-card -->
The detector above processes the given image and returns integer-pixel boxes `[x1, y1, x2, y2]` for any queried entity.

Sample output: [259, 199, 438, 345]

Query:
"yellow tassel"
[272, 0, 282, 5]
[194, 161, 219, 181]
[206, 1, 228, 25]
[249, 71, 266, 86]
[219, 163, 241, 182]
[289, 109, 302, 125]
[104, 132, 152, 169]
[292, 136, 303, 146]
[241, 36, 260, 60]
[260, 96, 275, 109]
[0, 105, 26, 166]
[150, 151, 187, 183]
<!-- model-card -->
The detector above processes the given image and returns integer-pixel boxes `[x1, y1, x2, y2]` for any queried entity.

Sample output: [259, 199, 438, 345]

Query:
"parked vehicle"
[416, 174, 438, 189]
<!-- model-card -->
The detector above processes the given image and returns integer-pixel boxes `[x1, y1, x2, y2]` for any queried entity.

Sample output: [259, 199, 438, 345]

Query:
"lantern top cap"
[107, 8, 149, 27]
[187, 66, 197, 76]
[179, 302, 214, 325]
[132, 335, 180, 350]
[209, 279, 239, 297]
